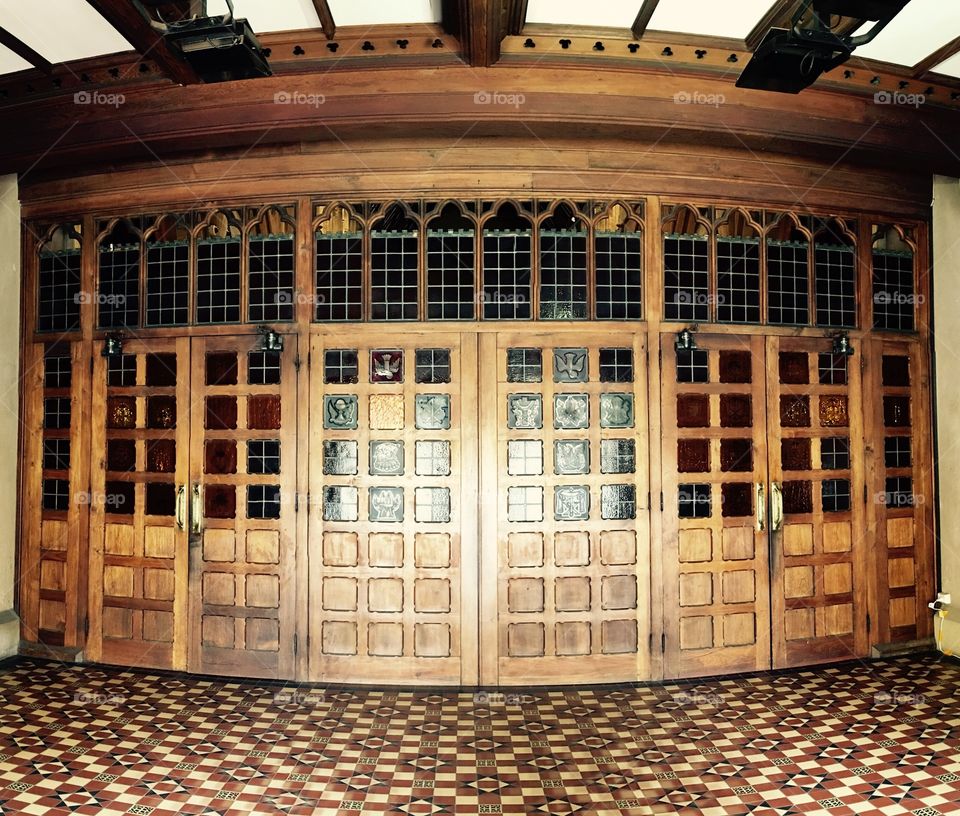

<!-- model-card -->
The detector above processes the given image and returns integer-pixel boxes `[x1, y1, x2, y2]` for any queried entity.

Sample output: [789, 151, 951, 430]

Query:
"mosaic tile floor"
[0, 655, 959, 815]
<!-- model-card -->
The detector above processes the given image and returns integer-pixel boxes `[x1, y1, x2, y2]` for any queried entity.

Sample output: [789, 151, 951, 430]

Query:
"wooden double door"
[87, 335, 298, 678]
[661, 333, 867, 678]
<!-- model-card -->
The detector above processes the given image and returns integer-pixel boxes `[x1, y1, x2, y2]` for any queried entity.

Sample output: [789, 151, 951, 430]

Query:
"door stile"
[478, 331, 499, 686]
[459, 331, 480, 685]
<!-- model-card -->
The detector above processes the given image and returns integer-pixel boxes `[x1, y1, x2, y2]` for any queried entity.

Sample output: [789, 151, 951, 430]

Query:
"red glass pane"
[778, 352, 809, 385]
[782, 480, 813, 514]
[107, 439, 137, 472]
[104, 481, 135, 515]
[206, 396, 238, 430]
[677, 439, 710, 472]
[146, 440, 176, 473]
[882, 355, 910, 387]
[719, 351, 752, 384]
[107, 397, 136, 429]
[677, 394, 710, 428]
[205, 440, 238, 475]
[720, 439, 753, 472]
[145, 354, 177, 387]
[145, 483, 175, 516]
[206, 352, 238, 386]
[780, 395, 810, 428]
[248, 395, 281, 430]
[147, 396, 177, 430]
[781, 438, 811, 471]
[205, 484, 236, 519]
[720, 394, 751, 428]
[721, 483, 753, 517]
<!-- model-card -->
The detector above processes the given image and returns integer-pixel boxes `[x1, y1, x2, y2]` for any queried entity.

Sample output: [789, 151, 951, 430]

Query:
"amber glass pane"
[721, 483, 753, 518]
[782, 480, 813, 514]
[205, 440, 238, 474]
[206, 352, 238, 386]
[883, 396, 910, 428]
[720, 439, 753, 472]
[720, 394, 751, 428]
[145, 483, 175, 516]
[104, 480, 135, 515]
[882, 355, 910, 387]
[248, 395, 281, 430]
[781, 438, 811, 471]
[145, 353, 177, 387]
[677, 394, 710, 428]
[677, 439, 710, 472]
[778, 352, 809, 384]
[819, 396, 849, 427]
[719, 351, 752, 384]
[205, 484, 236, 519]
[147, 396, 176, 429]
[146, 440, 176, 473]
[206, 396, 238, 430]
[780, 395, 810, 428]
[107, 439, 137, 472]
[107, 397, 136, 429]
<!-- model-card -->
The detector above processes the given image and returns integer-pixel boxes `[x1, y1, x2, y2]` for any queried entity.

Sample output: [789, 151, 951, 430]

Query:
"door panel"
[308, 332, 475, 684]
[484, 332, 650, 685]
[188, 336, 298, 678]
[767, 337, 867, 667]
[88, 338, 190, 670]
[661, 335, 771, 679]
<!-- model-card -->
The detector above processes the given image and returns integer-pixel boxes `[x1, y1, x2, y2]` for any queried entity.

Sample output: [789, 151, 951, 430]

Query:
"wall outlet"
[930, 593, 952, 611]
[938, 592, 952, 606]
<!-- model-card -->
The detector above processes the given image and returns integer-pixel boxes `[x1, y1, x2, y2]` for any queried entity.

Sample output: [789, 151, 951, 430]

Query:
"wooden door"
[766, 337, 867, 667]
[481, 331, 650, 685]
[308, 331, 478, 684]
[187, 336, 298, 678]
[661, 334, 771, 679]
[88, 338, 190, 670]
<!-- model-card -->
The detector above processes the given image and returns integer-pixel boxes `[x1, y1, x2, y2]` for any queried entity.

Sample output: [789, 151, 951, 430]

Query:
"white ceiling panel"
[526, 0, 639, 29]
[933, 50, 960, 79]
[853, 0, 960, 67]
[326, 0, 441, 27]
[0, 42, 31, 76]
[0, 0, 131, 63]
[206, 0, 321, 33]
[646, 0, 774, 40]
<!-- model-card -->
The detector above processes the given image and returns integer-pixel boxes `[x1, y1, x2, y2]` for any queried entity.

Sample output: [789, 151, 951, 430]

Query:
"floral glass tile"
[107, 354, 136, 387]
[371, 349, 403, 383]
[780, 395, 810, 428]
[107, 396, 136, 429]
[818, 353, 847, 385]
[145, 353, 177, 387]
[205, 484, 236, 519]
[414, 487, 451, 523]
[601, 484, 636, 520]
[415, 394, 451, 430]
[677, 394, 710, 428]
[679, 483, 711, 518]
[720, 394, 752, 428]
[324, 395, 358, 430]
[323, 440, 358, 476]
[883, 396, 911, 428]
[781, 438, 812, 471]
[553, 348, 589, 383]
[415, 441, 451, 476]
[205, 396, 237, 430]
[146, 483, 176, 517]
[721, 483, 753, 518]
[204, 440, 237, 475]
[508, 440, 543, 476]
[554, 486, 590, 521]
[554, 440, 589, 475]
[819, 395, 849, 427]
[882, 355, 910, 387]
[247, 440, 280, 475]
[506, 349, 542, 383]
[369, 394, 405, 430]
[370, 441, 404, 476]
[507, 486, 544, 523]
[601, 439, 635, 474]
[778, 351, 809, 384]
[720, 438, 753, 472]
[600, 393, 633, 429]
[248, 351, 281, 386]
[107, 439, 137, 472]
[599, 348, 634, 383]
[821, 437, 850, 470]
[206, 352, 238, 386]
[323, 486, 359, 522]
[719, 351, 752, 384]
[415, 349, 452, 384]
[507, 394, 542, 430]
[146, 439, 176, 473]
[678, 439, 710, 473]
[248, 395, 282, 430]
[676, 349, 709, 384]
[104, 481, 135, 515]
[324, 349, 359, 384]
[370, 487, 404, 523]
[146, 396, 176, 430]
[782, 480, 813, 515]
[554, 394, 589, 430]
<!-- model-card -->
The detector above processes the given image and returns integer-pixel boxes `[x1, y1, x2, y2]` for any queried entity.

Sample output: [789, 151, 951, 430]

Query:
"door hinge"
[294, 493, 299, 512]
[661, 633, 666, 653]
[89, 356, 94, 375]
[293, 633, 298, 655]
[660, 492, 664, 512]
[866, 613, 871, 634]
[83, 616, 89, 639]
[294, 354, 302, 372]
[658, 349, 662, 368]
[863, 484, 868, 504]
[648, 632, 653, 651]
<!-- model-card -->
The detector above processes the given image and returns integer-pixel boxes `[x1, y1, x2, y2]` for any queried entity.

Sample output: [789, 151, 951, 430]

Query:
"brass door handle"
[771, 481, 784, 532]
[175, 485, 186, 531]
[190, 483, 203, 536]
[756, 482, 765, 532]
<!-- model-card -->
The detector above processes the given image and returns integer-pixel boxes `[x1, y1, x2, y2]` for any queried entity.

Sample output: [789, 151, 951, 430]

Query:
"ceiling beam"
[84, 0, 201, 85]
[0, 27, 53, 74]
[912, 35, 960, 78]
[444, 0, 503, 67]
[311, 0, 337, 40]
[631, 0, 661, 40]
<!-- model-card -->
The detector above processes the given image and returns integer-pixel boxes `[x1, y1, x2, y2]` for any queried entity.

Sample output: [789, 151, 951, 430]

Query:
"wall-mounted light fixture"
[257, 326, 284, 352]
[675, 328, 698, 353]
[832, 331, 854, 356]
[101, 333, 124, 358]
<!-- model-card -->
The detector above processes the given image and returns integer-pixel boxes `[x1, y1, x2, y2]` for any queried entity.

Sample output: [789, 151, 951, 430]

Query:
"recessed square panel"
[721, 483, 753, 518]
[248, 395, 281, 430]
[601, 439, 635, 474]
[323, 486, 359, 522]
[780, 395, 811, 428]
[106, 397, 134, 429]
[778, 351, 809, 384]
[204, 440, 237, 475]
[819, 396, 849, 428]
[145, 353, 177, 387]
[719, 351, 752, 384]
[554, 439, 589, 475]
[204, 485, 235, 519]
[370, 487, 404, 523]
[370, 440, 404, 476]
[554, 394, 589, 430]
[507, 394, 542, 429]
[553, 348, 588, 383]
[106, 439, 135, 472]
[720, 439, 752, 472]
[600, 393, 634, 429]
[206, 352, 238, 386]
[678, 439, 710, 473]
[677, 394, 710, 427]
[508, 440, 543, 476]
[205, 396, 237, 430]
[415, 348, 452, 384]
[783, 481, 813, 515]
[414, 487, 451, 523]
[323, 440, 358, 476]
[415, 394, 451, 430]
[720, 394, 752, 428]
[507, 348, 542, 383]
[371, 349, 403, 383]
[882, 355, 910, 387]
[554, 485, 590, 521]
[781, 438, 811, 471]
[883, 396, 910, 428]
[323, 395, 358, 430]
[415, 440, 451, 476]
[147, 396, 176, 430]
